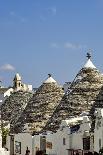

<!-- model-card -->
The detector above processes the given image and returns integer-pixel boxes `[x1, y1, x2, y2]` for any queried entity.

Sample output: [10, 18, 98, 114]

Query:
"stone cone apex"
[83, 53, 96, 69]
[43, 74, 57, 83]
[73, 52, 99, 85]
[13, 74, 64, 133]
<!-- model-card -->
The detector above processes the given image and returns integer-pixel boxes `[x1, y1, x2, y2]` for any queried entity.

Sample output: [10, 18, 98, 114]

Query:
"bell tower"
[13, 73, 22, 90]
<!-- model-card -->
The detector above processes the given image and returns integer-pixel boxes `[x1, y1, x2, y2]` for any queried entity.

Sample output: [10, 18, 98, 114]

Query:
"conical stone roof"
[44, 53, 103, 132]
[13, 74, 64, 133]
[89, 85, 103, 131]
[1, 90, 33, 125]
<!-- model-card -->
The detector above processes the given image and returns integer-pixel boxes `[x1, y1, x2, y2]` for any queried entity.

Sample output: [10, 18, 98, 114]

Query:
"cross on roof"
[48, 74, 52, 77]
[87, 52, 91, 59]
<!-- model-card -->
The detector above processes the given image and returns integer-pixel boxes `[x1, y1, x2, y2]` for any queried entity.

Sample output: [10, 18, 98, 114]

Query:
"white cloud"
[40, 6, 56, 22]
[40, 15, 46, 22]
[64, 42, 86, 50]
[10, 11, 27, 23]
[20, 17, 27, 23]
[50, 7, 57, 15]
[50, 43, 59, 48]
[10, 11, 15, 16]
[50, 42, 86, 50]
[0, 64, 15, 71]
[48, 7, 57, 16]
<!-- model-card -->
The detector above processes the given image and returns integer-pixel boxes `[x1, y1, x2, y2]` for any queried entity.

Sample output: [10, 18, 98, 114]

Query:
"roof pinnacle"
[87, 52, 91, 60]
[48, 74, 52, 77]
[84, 51, 96, 69]
[44, 74, 56, 83]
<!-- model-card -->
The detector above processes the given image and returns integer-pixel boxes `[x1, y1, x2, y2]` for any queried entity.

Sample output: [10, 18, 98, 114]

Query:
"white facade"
[6, 116, 91, 155]
[32, 135, 41, 155]
[46, 116, 91, 155]
[94, 109, 103, 153]
[13, 73, 32, 91]
[6, 133, 41, 155]
[0, 88, 13, 105]
[46, 129, 69, 155]
[0, 148, 9, 155]
[14, 133, 32, 155]
[6, 133, 32, 155]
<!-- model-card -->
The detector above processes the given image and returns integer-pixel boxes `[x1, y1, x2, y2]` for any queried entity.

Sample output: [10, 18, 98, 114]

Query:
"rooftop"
[84, 52, 96, 69]
[0, 88, 9, 94]
[43, 74, 57, 83]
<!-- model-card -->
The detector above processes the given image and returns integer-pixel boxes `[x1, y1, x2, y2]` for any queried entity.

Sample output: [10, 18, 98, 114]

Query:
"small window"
[83, 137, 90, 150]
[15, 141, 21, 154]
[63, 138, 66, 145]
[14, 82, 16, 87]
[19, 82, 21, 86]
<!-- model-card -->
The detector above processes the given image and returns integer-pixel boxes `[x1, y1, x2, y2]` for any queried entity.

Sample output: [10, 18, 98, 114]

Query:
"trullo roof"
[44, 53, 103, 132]
[13, 74, 64, 133]
[1, 90, 33, 125]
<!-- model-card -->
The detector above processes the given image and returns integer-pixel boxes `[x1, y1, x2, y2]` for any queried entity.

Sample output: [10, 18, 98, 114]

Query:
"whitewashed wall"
[6, 116, 91, 155]
[6, 135, 10, 151]
[14, 133, 32, 155]
[94, 109, 103, 153]
[46, 133, 57, 155]
[46, 127, 71, 155]
[4, 88, 13, 98]
[32, 135, 41, 155]
[0, 88, 13, 105]
[46, 116, 91, 155]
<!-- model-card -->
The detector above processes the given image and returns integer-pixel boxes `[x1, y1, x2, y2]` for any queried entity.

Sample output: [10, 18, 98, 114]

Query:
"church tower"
[13, 73, 22, 91]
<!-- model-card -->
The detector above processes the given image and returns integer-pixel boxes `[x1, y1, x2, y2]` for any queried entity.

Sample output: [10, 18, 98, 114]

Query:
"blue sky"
[0, 0, 103, 87]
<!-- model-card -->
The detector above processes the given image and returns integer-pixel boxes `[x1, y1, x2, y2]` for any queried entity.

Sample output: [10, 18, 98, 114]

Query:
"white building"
[94, 108, 103, 153]
[0, 88, 13, 105]
[0, 73, 32, 106]
[6, 133, 32, 155]
[13, 73, 32, 91]
[46, 116, 91, 155]
[6, 115, 91, 155]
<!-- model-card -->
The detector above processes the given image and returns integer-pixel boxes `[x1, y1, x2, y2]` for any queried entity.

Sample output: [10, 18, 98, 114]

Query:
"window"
[46, 142, 52, 149]
[19, 82, 21, 87]
[63, 138, 66, 145]
[14, 82, 16, 87]
[15, 141, 21, 154]
[83, 137, 90, 150]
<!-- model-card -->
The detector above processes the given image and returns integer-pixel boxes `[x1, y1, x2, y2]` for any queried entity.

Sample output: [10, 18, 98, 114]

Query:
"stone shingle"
[45, 67, 103, 132]
[13, 76, 64, 133]
[1, 90, 33, 126]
